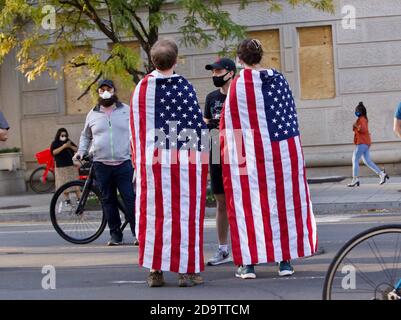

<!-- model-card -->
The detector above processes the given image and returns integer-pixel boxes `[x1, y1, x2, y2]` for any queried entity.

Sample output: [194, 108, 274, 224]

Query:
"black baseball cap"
[97, 79, 115, 90]
[205, 58, 236, 73]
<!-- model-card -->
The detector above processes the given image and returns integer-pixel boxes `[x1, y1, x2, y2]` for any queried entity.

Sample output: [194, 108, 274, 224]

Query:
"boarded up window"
[298, 26, 335, 100]
[64, 47, 94, 115]
[248, 30, 281, 71]
[108, 41, 141, 105]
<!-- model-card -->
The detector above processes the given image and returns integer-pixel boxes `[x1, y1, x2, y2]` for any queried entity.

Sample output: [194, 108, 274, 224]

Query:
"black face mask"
[213, 72, 231, 88]
[98, 95, 118, 107]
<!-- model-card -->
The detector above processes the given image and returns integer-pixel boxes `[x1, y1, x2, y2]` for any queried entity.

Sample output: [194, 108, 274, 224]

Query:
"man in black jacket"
[203, 58, 236, 266]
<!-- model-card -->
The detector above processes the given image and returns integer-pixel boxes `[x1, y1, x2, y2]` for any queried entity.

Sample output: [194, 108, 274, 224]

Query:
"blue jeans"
[93, 160, 136, 236]
[352, 144, 382, 177]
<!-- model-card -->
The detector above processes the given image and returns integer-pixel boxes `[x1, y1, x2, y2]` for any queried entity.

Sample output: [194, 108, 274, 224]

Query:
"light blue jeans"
[352, 144, 382, 177]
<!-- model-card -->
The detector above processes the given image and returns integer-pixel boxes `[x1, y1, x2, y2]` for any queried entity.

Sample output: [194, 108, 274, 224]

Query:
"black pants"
[93, 160, 136, 236]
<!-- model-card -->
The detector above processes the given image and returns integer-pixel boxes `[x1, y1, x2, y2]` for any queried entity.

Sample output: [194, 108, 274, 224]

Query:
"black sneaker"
[107, 232, 123, 246]
[235, 265, 256, 279]
[278, 260, 295, 277]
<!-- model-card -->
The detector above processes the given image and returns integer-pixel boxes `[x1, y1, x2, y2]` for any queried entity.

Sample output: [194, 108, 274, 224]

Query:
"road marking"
[0, 229, 101, 234]
[111, 281, 146, 284]
[0, 230, 57, 234]
[0, 217, 398, 235]
[0, 223, 53, 227]
[266, 276, 325, 281]
[316, 215, 352, 223]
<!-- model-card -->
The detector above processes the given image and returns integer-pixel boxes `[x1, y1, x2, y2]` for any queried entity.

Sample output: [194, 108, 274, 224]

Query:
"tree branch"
[77, 72, 102, 100]
[116, 7, 148, 54]
[58, 0, 119, 43]
[69, 61, 88, 68]
[104, 0, 115, 34]
[121, 2, 149, 41]
[82, 0, 119, 42]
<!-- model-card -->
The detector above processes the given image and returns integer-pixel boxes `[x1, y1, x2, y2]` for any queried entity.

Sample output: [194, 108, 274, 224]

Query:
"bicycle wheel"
[323, 224, 401, 300]
[29, 167, 55, 194]
[50, 180, 107, 244]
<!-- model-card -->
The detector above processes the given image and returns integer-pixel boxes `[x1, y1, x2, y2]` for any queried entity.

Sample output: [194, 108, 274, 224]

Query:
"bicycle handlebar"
[76, 154, 92, 166]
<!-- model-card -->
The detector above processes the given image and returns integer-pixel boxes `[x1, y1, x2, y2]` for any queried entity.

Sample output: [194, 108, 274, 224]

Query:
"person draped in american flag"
[130, 39, 209, 288]
[220, 39, 318, 279]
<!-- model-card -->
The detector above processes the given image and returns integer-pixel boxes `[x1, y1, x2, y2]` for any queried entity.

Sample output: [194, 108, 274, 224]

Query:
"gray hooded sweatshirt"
[78, 102, 131, 162]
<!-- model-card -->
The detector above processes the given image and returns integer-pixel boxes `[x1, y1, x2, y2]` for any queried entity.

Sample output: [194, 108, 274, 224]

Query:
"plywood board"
[298, 26, 335, 100]
[63, 47, 95, 115]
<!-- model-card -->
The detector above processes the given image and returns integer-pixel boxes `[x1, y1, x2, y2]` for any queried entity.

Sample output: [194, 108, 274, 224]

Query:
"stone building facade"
[1, 0, 401, 180]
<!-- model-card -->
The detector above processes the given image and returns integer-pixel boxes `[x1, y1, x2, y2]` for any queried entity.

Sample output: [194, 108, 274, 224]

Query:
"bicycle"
[29, 148, 55, 194]
[49, 155, 129, 244]
[323, 224, 401, 300]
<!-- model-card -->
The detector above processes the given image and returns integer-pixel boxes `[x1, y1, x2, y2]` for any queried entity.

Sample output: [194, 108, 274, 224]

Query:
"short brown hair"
[237, 39, 264, 66]
[151, 38, 178, 71]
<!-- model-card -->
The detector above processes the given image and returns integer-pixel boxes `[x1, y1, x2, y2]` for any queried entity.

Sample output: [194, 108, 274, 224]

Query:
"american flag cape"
[130, 70, 209, 273]
[220, 68, 317, 265]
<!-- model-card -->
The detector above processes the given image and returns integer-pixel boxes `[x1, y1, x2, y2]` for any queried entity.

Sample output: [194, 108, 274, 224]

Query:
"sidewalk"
[310, 176, 401, 214]
[1, 176, 401, 222]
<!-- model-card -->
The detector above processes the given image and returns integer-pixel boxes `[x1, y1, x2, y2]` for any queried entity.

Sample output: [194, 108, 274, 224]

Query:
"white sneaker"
[207, 248, 231, 266]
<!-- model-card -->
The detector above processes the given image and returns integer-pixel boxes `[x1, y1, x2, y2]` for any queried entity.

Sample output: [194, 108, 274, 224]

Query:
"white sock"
[219, 244, 228, 253]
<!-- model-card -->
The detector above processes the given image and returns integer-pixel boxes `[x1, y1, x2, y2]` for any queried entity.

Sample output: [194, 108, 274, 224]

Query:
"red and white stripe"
[220, 69, 317, 266]
[130, 73, 208, 273]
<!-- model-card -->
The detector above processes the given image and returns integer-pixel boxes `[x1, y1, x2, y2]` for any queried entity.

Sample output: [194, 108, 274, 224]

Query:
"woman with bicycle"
[51, 128, 80, 205]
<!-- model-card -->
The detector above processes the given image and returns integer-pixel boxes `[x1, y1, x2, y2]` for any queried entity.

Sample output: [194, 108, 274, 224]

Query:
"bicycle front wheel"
[29, 167, 55, 194]
[323, 224, 401, 300]
[50, 180, 107, 244]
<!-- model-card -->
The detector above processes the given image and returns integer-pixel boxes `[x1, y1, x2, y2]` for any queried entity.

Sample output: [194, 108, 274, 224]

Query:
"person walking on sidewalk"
[51, 128, 80, 205]
[203, 58, 236, 266]
[74, 79, 138, 246]
[220, 39, 318, 280]
[348, 102, 389, 187]
[0, 111, 10, 142]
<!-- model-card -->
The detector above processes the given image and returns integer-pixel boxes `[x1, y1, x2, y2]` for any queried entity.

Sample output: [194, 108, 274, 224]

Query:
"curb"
[307, 176, 347, 184]
[0, 211, 50, 222]
[313, 201, 401, 214]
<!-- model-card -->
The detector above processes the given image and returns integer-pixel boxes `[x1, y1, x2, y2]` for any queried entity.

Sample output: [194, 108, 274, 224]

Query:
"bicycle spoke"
[367, 239, 393, 285]
[391, 233, 401, 285]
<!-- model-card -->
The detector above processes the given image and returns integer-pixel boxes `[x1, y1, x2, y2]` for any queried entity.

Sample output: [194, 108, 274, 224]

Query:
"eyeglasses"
[60, 135, 68, 138]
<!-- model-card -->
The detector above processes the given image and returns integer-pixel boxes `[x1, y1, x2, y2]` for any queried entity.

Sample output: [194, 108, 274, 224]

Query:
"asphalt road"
[0, 212, 400, 300]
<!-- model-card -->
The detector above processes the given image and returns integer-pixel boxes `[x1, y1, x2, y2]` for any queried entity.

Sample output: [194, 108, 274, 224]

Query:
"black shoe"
[347, 178, 360, 187]
[107, 231, 123, 246]
[379, 172, 389, 185]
